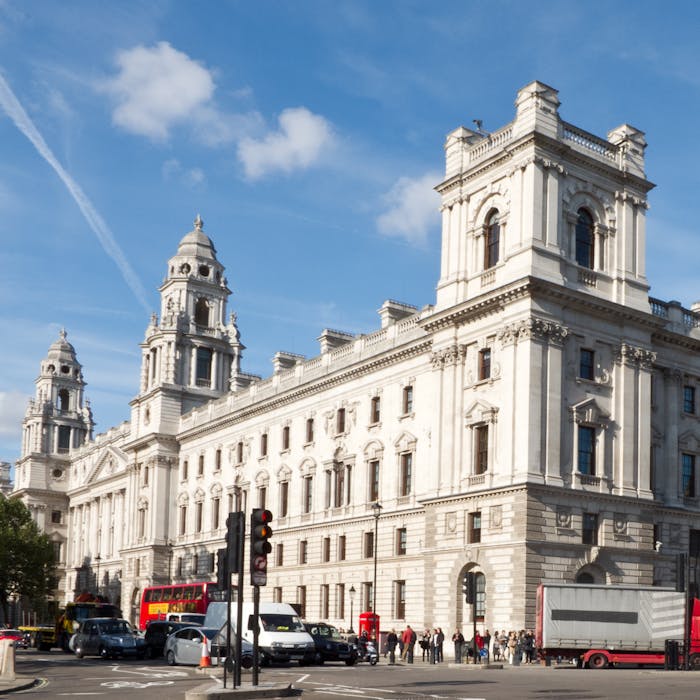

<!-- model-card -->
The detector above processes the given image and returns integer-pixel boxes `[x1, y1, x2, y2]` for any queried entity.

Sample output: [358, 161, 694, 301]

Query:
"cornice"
[177, 339, 432, 442]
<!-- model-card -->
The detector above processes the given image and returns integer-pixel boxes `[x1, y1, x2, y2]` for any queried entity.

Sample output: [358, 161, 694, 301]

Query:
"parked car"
[0, 629, 28, 649]
[143, 621, 192, 658]
[164, 626, 253, 668]
[73, 618, 146, 659]
[303, 622, 357, 665]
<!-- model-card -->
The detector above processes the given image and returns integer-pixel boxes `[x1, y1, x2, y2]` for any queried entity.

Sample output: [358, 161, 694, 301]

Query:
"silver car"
[73, 618, 146, 659]
[164, 626, 253, 668]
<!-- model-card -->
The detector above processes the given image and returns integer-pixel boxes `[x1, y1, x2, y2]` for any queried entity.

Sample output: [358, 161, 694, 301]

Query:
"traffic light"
[226, 511, 244, 574]
[463, 572, 476, 604]
[250, 509, 273, 586]
[216, 547, 227, 590]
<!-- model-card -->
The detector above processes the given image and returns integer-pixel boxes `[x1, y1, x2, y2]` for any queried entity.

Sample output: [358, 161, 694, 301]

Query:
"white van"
[205, 601, 315, 665]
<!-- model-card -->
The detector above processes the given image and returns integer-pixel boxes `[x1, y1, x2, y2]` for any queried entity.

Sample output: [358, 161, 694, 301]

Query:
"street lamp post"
[371, 502, 382, 626]
[94, 554, 102, 596]
[348, 585, 356, 634]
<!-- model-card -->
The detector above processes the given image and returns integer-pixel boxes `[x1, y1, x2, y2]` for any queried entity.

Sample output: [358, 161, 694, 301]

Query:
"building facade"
[12, 81, 700, 632]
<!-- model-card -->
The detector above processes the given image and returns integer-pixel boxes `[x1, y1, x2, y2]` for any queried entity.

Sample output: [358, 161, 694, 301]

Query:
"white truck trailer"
[536, 583, 700, 669]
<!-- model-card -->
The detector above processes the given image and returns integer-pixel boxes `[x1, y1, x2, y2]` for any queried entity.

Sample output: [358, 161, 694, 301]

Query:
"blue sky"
[2, 0, 700, 465]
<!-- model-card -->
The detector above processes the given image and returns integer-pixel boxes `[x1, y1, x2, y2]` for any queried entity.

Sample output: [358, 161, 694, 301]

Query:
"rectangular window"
[338, 535, 346, 561]
[369, 460, 380, 502]
[215, 449, 222, 471]
[236, 441, 243, 464]
[578, 426, 596, 475]
[296, 586, 306, 619]
[198, 454, 204, 476]
[299, 540, 308, 565]
[690, 529, 700, 558]
[179, 505, 187, 536]
[53, 541, 62, 563]
[195, 347, 212, 386]
[260, 433, 268, 457]
[394, 580, 406, 619]
[212, 497, 220, 530]
[306, 418, 314, 443]
[280, 482, 289, 518]
[396, 527, 407, 556]
[276, 543, 284, 567]
[258, 486, 266, 510]
[475, 573, 486, 620]
[51, 510, 62, 524]
[478, 348, 491, 381]
[684, 386, 696, 414]
[469, 511, 482, 543]
[321, 584, 329, 619]
[138, 508, 146, 539]
[580, 349, 595, 381]
[402, 385, 414, 414]
[400, 453, 412, 496]
[143, 464, 149, 486]
[370, 396, 381, 424]
[336, 408, 346, 434]
[282, 425, 290, 451]
[195, 502, 203, 533]
[363, 582, 373, 613]
[303, 476, 313, 513]
[364, 531, 375, 559]
[322, 537, 331, 562]
[475, 426, 488, 474]
[57, 425, 71, 452]
[273, 587, 282, 603]
[334, 467, 345, 508]
[582, 512, 598, 545]
[182, 460, 188, 480]
[192, 554, 199, 574]
[208, 552, 215, 573]
[683, 453, 696, 498]
[335, 583, 345, 618]
[176, 557, 183, 578]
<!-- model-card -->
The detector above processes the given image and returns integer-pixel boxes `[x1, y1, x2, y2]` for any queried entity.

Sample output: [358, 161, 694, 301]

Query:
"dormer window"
[484, 210, 500, 269]
[575, 208, 595, 269]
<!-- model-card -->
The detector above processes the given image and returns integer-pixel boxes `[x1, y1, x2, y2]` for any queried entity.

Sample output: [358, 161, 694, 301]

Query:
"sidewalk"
[0, 675, 38, 694]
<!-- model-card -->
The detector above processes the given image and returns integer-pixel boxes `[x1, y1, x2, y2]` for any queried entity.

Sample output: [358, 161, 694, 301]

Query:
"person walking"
[474, 630, 483, 664]
[401, 626, 412, 661]
[387, 628, 398, 665]
[452, 628, 464, 663]
[436, 627, 444, 662]
[482, 629, 491, 663]
[407, 625, 417, 663]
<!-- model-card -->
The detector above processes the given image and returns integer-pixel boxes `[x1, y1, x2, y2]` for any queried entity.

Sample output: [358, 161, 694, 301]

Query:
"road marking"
[102, 680, 175, 689]
[108, 665, 188, 678]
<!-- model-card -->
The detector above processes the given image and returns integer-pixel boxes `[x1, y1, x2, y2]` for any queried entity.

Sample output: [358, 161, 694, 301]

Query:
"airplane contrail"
[0, 72, 152, 315]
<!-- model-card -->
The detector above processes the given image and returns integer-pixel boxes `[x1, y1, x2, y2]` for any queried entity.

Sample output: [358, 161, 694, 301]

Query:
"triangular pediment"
[570, 398, 609, 426]
[85, 445, 128, 485]
[679, 431, 700, 452]
[465, 399, 498, 425]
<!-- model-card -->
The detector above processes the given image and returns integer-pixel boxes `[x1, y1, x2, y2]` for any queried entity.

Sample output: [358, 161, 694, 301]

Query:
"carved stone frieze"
[430, 344, 466, 370]
[616, 343, 656, 370]
[497, 317, 568, 347]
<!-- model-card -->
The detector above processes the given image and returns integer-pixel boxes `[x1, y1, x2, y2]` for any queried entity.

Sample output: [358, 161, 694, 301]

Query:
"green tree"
[0, 497, 56, 623]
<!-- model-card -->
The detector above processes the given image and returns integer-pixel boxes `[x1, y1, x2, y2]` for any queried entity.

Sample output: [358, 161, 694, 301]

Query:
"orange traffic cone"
[199, 637, 212, 668]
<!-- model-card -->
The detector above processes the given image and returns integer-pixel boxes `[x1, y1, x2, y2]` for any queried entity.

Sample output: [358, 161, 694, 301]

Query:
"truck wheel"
[588, 653, 609, 669]
[689, 653, 700, 670]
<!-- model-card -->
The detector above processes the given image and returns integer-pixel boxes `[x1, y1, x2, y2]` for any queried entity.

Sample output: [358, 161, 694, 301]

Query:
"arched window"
[484, 211, 500, 269]
[58, 389, 70, 412]
[194, 298, 209, 326]
[575, 208, 594, 269]
[576, 572, 595, 584]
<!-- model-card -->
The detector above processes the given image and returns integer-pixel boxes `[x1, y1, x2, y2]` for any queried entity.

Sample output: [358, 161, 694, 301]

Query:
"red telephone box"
[358, 611, 380, 641]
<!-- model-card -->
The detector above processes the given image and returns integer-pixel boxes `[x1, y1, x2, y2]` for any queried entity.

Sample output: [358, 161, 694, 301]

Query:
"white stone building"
[12, 81, 700, 633]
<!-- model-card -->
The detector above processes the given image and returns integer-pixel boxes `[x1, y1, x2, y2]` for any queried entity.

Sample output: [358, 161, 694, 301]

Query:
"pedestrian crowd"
[381, 626, 537, 665]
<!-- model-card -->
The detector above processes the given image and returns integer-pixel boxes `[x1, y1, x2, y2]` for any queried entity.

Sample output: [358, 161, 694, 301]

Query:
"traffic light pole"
[252, 584, 260, 686]
[235, 556, 244, 686]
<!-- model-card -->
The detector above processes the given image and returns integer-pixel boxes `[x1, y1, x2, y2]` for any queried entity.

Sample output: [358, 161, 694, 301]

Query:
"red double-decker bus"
[139, 582, 218, 630]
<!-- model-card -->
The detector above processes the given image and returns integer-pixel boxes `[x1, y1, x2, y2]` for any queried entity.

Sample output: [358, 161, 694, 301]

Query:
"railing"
[562, 122, 617, 161]
[577, 268, 597, 287]
[469, 125, 513, 162]
[649, 298, 668, 318]
[481, 269, 495, 287]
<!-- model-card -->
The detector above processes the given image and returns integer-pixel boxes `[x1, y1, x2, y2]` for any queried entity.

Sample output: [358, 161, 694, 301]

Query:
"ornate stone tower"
[129, 215, 243, 440]
[13, 329, 94, 590]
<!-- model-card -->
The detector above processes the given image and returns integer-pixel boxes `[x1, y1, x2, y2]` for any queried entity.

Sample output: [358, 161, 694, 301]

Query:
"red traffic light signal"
[250, 509, 273, 586]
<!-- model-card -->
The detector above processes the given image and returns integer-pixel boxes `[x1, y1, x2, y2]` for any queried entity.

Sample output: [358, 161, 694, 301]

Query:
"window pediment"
[570, 398, 609, 427]
[465, 399, 498, 426]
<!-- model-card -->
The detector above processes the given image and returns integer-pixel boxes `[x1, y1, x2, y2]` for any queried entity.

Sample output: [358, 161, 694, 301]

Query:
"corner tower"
[13, 330, 93, 570]
[130, 216, 243, 440]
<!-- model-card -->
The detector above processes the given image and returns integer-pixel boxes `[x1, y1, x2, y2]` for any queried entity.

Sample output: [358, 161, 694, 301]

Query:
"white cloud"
[104, 42, 217, 141]
[162, 158, 205, 187]
[237, 107, 335, 180]
[376, 172, 441, 246]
